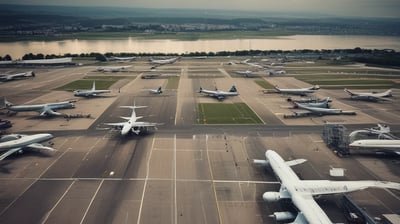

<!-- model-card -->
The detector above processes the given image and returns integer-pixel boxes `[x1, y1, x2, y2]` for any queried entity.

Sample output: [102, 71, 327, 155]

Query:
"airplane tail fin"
[344, 88, 354, 96]
[92, 81, 96, 91]
[158, 86, 162, 94]
[0, 97, 13, 108]
[383, 89, 392, 97]
[199, 87, 203, 93]
[312, 85, 320, 90]
[229, 85, 237, 93]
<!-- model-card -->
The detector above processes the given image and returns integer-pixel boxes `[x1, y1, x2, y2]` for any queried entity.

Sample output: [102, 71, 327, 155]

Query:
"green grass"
[197, 103, 262, 124]
[56, 76, 131, 90]
[294, 75, 398, 89]
[254, 79, 274, 89]
[166, 76, 180, 89]
[0, 30, 294, 42]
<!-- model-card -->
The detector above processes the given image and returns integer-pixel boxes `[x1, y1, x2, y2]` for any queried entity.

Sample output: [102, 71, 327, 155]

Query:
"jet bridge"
[342, 194, 378, 224]
[322, 123, 350, 156]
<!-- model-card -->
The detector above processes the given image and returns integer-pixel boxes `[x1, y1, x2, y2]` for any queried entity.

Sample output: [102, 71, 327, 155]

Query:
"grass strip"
[197, 103, 262, 124]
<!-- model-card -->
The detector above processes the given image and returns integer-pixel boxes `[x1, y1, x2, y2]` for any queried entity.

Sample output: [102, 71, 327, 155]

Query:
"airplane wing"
[291, 193, 333, 224]
[39, 107, 63, 116]
[134, 122, 162, 128]
[0, 147, 22, 160]
[27, 143, 56, 152]
[301, 180, 400, 196]
[103, 122, 126, 127]
[367, 95, 392, 102]
[0, 144, 56, 161]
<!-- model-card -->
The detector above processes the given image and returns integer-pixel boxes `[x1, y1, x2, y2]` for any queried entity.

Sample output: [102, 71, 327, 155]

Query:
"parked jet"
[291, 102, 356, 116]
[96, 65, 132, 72]
[198, 85, 238, 100]
[2, 98, 75, 116]
[0, 133, 55, 160]
[0, 71, 35, 82]
[349, 139, 400, 155]
[234, 70, 260, 78]
[103, 104, 160, 135]
[107, 56, 136, 61]
[74, 81, 111, 97]
[344, 88, 393, 102]
[241, 59, 267, 69]
[268, 70, 286, 76]
[142, 86, 163, 94]
[254, 150, 400, 224]
[291, 97, 331, 109]
[150, 57, 180, 65]
[272, 85, 320, 96]
[287, 97, 332, 104]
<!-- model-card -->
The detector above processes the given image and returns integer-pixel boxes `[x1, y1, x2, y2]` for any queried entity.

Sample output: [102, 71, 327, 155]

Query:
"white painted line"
[174, 134, 177, 224]
[41, 180, 75, 224]
[80, 179, 104, 224]
[136, 137, 156, 224]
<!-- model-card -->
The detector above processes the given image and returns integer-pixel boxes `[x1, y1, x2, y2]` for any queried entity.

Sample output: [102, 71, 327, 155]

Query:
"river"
[1, 35, 399, 59]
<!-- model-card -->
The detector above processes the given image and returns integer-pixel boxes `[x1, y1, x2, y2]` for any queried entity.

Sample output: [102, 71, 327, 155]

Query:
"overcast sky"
[3, 0, 400, 18]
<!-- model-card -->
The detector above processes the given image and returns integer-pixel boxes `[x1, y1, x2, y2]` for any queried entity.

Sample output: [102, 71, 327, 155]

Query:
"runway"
[1, 57, 399, 224]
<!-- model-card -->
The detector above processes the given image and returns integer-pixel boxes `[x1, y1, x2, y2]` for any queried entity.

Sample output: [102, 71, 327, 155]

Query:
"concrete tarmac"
[0, 57, 399, 224]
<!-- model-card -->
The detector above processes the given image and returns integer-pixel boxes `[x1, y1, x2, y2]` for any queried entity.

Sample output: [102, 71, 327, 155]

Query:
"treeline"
[1, 48, 399, 66]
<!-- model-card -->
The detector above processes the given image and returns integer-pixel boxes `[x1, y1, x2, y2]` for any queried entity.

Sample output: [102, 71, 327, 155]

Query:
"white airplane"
[234, 70, 260, 78]
[291, 97, 331, 109]
[349, 139, 400, 155]
[268, 70, 286, 76]
[142, 86, 163, 94]
[96, 65, 132, 72]
[107, 56, 136, 61]
[344, 88, 393, 102]
[241, 59, 267, 69]
[103, 104, 161, 135]
[269, 85, 320, 96]
[150, 57, 180, 65]
[74, 81, 111, 97]
[0, 133, 56, 160]
[198, 85, 239, 100]
[292, 102, 356, 116]
[0, 71, 35, 82]
[2, 98, 75, 116]
[254, 150, 400, 224]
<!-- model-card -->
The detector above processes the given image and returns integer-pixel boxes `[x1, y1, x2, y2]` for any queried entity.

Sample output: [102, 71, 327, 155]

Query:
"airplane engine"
[262, 192, 281, 202]
[132, 127, 141, 135]
[270, 212, 296, 221]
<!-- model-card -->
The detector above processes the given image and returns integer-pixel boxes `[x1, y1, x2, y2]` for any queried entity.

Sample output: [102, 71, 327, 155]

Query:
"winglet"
[285, 158, 307, 166]
[0, 97, 13, 108]
[229, 85, 237, 93]
[253, 159, 269, 166]
[344, 88, 353, 96]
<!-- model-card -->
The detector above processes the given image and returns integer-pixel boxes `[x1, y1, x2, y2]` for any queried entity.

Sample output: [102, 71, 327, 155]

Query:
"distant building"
[0, 57, 74, 66]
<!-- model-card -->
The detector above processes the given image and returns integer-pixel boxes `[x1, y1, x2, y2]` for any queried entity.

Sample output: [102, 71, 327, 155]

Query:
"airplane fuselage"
[74, 90, 111, 97]
[0, 133, 53, 151]
[277, 89, 314, 96]
[9, 101, 74, 112]
[265, 150, 333, 224]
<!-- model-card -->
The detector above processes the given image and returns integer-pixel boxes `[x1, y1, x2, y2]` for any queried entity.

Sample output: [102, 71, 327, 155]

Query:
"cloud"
[1, 0, 399, 17]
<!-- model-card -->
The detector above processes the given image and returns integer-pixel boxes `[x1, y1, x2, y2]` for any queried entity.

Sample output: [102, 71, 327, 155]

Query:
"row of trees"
[1, 48, 399, 66]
